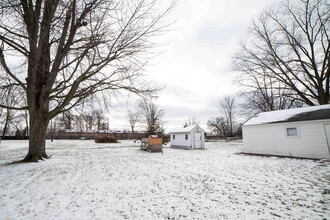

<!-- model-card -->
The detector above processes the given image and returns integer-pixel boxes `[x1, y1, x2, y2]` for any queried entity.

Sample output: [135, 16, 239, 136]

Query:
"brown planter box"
[148, 136, 163, 153]
[149, 144, 162, 152]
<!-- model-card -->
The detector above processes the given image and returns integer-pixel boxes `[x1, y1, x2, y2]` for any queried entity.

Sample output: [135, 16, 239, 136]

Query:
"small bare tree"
[0, 86, 23, 137]
[59, 111, 75, 130]
[82, 113, 94, 131]
[207, 117, 228, 137]
[74, 114, 85, 131]
[128, 110, 139, 133]
[138, 97, 164, 135]
[184, 116, 199, 127]
[220, 96, 236, 137]
[0, 0, 174, 161]
[208, 96, 237, 138]
[94, 110, 107, 131]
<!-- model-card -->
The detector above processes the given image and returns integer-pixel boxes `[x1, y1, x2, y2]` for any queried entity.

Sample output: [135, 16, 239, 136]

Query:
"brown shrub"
[95, 135, 118, 143]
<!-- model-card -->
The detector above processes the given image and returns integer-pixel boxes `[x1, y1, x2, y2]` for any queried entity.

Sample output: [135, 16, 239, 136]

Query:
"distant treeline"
[48, 131, 148, 140]
[1, 132, 241, 141]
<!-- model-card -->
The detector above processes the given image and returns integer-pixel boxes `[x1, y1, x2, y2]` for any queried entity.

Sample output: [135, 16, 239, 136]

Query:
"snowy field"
[0, 140, 329, 220]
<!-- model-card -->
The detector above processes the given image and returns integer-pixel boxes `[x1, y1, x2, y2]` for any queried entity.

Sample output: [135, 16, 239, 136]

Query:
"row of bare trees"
[56, 109, 108, 132]
[1, 97, 165, 138]
[0, 106, 109, 138]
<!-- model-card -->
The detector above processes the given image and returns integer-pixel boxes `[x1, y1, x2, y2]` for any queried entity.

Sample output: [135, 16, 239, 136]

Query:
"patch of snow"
[0, 140, 329, 219]
[244, 104, 330, 126]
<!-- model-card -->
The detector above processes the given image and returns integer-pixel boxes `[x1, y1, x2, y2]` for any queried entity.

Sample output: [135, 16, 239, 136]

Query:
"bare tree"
[77, 101, 108, 131]
[94, 110, 107, 131]
[22, 110, 29, 137]
[1, 109, 10, 137]
[138, 97, 164, 135]
[11, 111, 29, 137]
[207, 117, 228, 137]
[1, 109, 14, 137]
[0, 86, 23, 137]
[220, 96, 236, 137]
[184, 116, 199, 127]
[0, 0, 174, 161]
[0, 108, 28, 138]
[207, 96, 237, 138]
[128, 110, 139, 133]
[240, 90, 304, 119]
[82, 113, 94, 131]
[73, 114, 85, 131]
[232, 0, 330, 106]
[59, 111, 75, 130]
[235, 66, 304, 115]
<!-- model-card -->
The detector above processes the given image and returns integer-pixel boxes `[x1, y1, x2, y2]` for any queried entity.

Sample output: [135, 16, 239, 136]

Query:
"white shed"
[170, 125, 206, 149]
[242, 105, 330, 159]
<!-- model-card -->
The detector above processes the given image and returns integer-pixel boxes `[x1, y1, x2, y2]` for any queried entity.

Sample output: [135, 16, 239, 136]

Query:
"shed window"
[286, 127, 298, 136]
[173, 134, 175, 140]
[185, 134, 188, 140]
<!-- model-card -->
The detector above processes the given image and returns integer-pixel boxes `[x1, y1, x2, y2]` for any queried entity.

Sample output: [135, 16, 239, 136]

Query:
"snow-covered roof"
[170, 125, 205, 133]
[244, 104, 330, 126]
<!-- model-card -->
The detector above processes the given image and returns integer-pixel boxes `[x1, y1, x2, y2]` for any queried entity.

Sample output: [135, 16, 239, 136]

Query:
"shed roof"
[244, 104, 330, 126]
[170, 125, 205, 133]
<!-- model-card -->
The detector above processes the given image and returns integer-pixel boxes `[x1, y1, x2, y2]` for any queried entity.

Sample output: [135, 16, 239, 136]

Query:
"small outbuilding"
[170, 125, 206, 150]
[242, 105, 330, 159]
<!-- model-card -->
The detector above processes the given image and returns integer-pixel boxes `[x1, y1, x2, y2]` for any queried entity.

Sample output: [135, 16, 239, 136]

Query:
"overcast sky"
[109, 0, 274, 131]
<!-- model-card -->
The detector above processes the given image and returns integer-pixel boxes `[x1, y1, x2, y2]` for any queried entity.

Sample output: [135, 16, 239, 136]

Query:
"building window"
[173, 135, 175, 140]
[185, 134, 188, 140]
[287, 127, 298, 136]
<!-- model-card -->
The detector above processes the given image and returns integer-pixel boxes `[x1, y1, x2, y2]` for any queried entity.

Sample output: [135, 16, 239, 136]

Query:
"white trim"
[324, 124, 330, 155]
[285, 126, 300, 138]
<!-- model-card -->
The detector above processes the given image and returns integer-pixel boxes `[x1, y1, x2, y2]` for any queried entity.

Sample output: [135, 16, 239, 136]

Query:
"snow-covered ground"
[0, 140, 329, 220]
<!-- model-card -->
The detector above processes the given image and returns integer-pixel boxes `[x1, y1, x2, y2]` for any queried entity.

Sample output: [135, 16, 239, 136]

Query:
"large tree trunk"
[22, 112, 50, 162]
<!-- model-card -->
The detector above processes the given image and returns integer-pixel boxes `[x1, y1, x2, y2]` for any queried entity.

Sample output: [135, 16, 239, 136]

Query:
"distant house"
[242, 105, 330, 159]
[170, 125, 206, 150]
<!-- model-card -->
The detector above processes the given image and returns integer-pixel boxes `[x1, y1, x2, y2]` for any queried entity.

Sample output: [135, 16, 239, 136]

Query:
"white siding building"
[170, 125, 206, 150]
[242, 105, 330, 159]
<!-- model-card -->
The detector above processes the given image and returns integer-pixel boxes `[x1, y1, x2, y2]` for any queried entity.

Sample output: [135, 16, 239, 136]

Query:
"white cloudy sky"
[109, 0, 274, 131]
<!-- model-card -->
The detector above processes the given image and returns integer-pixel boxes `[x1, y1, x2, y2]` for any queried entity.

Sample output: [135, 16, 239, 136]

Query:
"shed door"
[194, 133, 202, 149]
[325, 125, 330, 154]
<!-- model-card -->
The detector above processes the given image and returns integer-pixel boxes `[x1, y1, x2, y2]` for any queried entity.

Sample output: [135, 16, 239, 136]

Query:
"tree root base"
[21, 153, 51, 163]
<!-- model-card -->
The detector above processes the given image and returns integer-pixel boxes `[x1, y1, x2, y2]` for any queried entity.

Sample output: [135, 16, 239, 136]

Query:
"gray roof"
[281, 109, 330, 123]
[244, 104, 330, 126]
